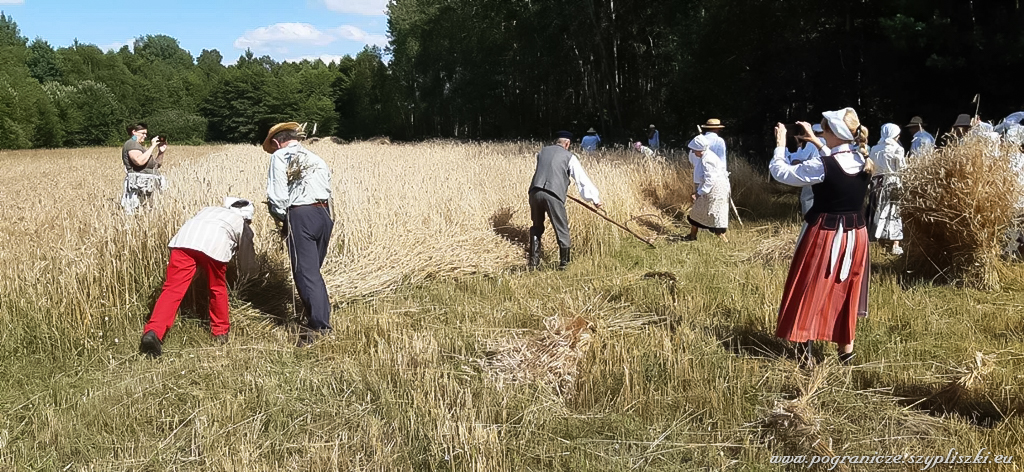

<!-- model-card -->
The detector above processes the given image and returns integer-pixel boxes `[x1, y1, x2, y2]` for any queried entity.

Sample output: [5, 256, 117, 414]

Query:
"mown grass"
[1, 143, 1023, 471]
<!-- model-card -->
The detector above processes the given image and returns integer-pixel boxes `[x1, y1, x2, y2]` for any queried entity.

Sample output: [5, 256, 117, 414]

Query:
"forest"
[2, 1, 1023, 150]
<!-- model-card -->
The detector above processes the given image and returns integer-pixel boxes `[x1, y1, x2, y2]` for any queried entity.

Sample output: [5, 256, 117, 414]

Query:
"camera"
[153, 135, 168, 145]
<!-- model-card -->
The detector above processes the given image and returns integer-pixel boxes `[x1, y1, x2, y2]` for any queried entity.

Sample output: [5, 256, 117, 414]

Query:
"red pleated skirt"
[775, 218, 870, 345]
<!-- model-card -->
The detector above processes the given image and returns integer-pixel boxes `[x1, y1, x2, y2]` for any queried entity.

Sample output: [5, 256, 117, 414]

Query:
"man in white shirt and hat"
[905, 116, 935, 156]
[265, 122, 335, 347]
[139, 198, 257, 358]
[702, 119, 727, 169]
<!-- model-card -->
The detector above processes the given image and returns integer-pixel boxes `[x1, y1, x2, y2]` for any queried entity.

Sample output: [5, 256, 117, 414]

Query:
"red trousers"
[143, 248, 229, 340]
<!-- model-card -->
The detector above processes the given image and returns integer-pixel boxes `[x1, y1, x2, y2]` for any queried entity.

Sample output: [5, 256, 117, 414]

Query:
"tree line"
[3, 1, 1024, 152]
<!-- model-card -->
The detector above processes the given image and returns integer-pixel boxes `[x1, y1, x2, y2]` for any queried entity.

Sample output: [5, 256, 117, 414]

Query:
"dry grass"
[1, 142, 1023, 470]
[902, 133, 1023, 289]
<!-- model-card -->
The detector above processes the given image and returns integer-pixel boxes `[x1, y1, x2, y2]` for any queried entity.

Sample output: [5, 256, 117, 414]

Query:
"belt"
[290, 200, 329, 209]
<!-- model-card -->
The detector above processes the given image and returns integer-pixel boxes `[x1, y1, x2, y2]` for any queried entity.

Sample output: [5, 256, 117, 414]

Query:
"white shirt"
[910, 130, 935, 155]
[689, 151, 705, 185]
[769, 143, 866, 187]
[169, 207, 246, 263]
[869, 141, 906, 175]
[267, 142, 332, 221]
[703, 132, 727, 169]
[569, 154, 601, 205]
[696, 150, 726, 196]
[786, 142, 820, 165]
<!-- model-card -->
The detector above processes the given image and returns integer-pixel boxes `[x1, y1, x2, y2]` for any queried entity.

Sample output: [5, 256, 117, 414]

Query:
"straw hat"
[905, 116, 926, 127]
[649, 124, 656, 129]
[263, 122, 302, 154]
[953, 114, 973, 128]
[586, 127, 597, 134]
[702, 118, 725, 129]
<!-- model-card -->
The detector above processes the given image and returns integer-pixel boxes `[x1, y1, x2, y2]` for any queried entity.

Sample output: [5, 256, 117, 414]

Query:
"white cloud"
[333, 25, 388, 47]
[0, 0, 26, 5]
[323, 0, 387, 16]
[285, 54, 348, 64]
[98, 38, 135, 52]
[234, 22, 388, 54]
[234, 23, 334, 50]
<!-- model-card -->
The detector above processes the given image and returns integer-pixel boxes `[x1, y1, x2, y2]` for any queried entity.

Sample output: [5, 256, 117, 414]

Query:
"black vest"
[529, 145, 573, 202]
[804, 152, 870, 229]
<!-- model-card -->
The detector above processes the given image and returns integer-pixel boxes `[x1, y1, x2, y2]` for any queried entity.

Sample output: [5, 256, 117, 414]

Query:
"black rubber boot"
[558, 247, 571, 271]
[838, 351, 856, 366]
[139, 330, 162, 358]
[528, 232, 541, 269]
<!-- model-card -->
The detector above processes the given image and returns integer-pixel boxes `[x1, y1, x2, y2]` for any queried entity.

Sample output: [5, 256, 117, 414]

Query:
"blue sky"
[0, 0, 389, 64]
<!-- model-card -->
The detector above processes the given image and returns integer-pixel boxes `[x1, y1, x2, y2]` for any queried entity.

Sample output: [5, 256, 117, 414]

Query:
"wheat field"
[0, 142, 1023, 470]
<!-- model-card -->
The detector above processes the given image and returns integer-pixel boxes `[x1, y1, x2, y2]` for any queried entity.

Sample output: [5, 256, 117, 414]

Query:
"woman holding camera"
[120, 122, 168, 214]
[768, 108, 872, 368]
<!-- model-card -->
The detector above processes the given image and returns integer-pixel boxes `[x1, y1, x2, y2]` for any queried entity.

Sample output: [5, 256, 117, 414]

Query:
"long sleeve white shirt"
[697, 151, 726, 196]
[769, 143, 866, 187]
[569, 154, 601, 205]
[868, 142, 906, 175]
[703, 132, 727, 169]
[267, 142, 332, 221]
[168, 207, 246, 263]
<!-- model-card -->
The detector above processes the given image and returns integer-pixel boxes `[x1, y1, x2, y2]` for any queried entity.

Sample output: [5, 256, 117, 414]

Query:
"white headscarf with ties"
[877, 123, 900, 148]
[224, 197, 255, 221]
[822, 108, 856, 141]
[688, 134, 709, 151]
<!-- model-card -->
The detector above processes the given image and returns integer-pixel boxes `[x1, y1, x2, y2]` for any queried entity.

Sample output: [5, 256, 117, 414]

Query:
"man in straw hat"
[528, 131, 603, 270]
[581, 127, 601, 153]
[138, 197, 257, 358]
[701, 118, 727, 169]
[264, 122, 335, 347]
[904, 116, 935, 157]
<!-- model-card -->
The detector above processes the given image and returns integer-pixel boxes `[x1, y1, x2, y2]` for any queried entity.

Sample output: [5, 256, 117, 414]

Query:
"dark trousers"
[529, 188, 571, 249]
[287, 205, 334, 330]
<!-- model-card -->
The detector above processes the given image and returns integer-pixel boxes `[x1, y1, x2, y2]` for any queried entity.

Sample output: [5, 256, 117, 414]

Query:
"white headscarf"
[877, 123, 900, 147]
[224, 197, 255, 221]
[688, 134, 709, 151]
[822, 108, 855, 141]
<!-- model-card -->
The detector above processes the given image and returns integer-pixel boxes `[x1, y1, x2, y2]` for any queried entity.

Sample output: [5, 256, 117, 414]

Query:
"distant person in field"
[867, 123, 907, 255]
[904, 116, 935, 156]
[998, 113, 1024, 256]
[581, 128, 601, 153]
[701, 118, 727, 169]
[120, 123, 168, 214]
[138, 198, 257, 358]
[647, 124, 660, 151]
[769, 108, 873, 368]
[947, 113, 974, 143]
[265, 122, 334, 347]
[528, 130, 603, 270]
[632, 141, 657, 159]
[683, 134, 730, 242]
[787, 123, 825, 215]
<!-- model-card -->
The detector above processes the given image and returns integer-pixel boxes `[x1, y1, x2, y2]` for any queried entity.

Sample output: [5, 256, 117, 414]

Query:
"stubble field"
[0, 142, 1023, 471]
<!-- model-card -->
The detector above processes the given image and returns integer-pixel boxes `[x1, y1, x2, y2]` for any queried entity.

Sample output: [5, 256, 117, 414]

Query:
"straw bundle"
[743, 224, 801, 265]
[762, 368, 849, 472]
[480, 316, 594, 397]
[901, 133, 1022, 289]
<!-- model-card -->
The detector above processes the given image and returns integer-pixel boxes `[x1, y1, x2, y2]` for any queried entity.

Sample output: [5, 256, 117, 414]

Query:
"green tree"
[26, 38, 62, 83]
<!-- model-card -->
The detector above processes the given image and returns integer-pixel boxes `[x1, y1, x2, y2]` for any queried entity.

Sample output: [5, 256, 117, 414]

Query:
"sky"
[0, 0, 390, 64]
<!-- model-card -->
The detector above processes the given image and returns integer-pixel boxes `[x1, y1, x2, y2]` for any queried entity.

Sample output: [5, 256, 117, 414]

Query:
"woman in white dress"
[684, 135, 730, 242]
[866, 123, 907, 255]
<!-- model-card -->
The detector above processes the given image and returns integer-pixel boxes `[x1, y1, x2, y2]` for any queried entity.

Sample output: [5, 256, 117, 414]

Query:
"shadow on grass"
[854, 370, 1015, 429]
[714, 323, 793, 361]
[231, 252, 299, 326]
[490, 206, 530, 247]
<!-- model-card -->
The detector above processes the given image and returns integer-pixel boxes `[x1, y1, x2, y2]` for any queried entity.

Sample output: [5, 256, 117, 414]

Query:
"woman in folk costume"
[867, 123, 907, 255]
[768, 108, 873, 367]
[684, 135, 731, 242]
